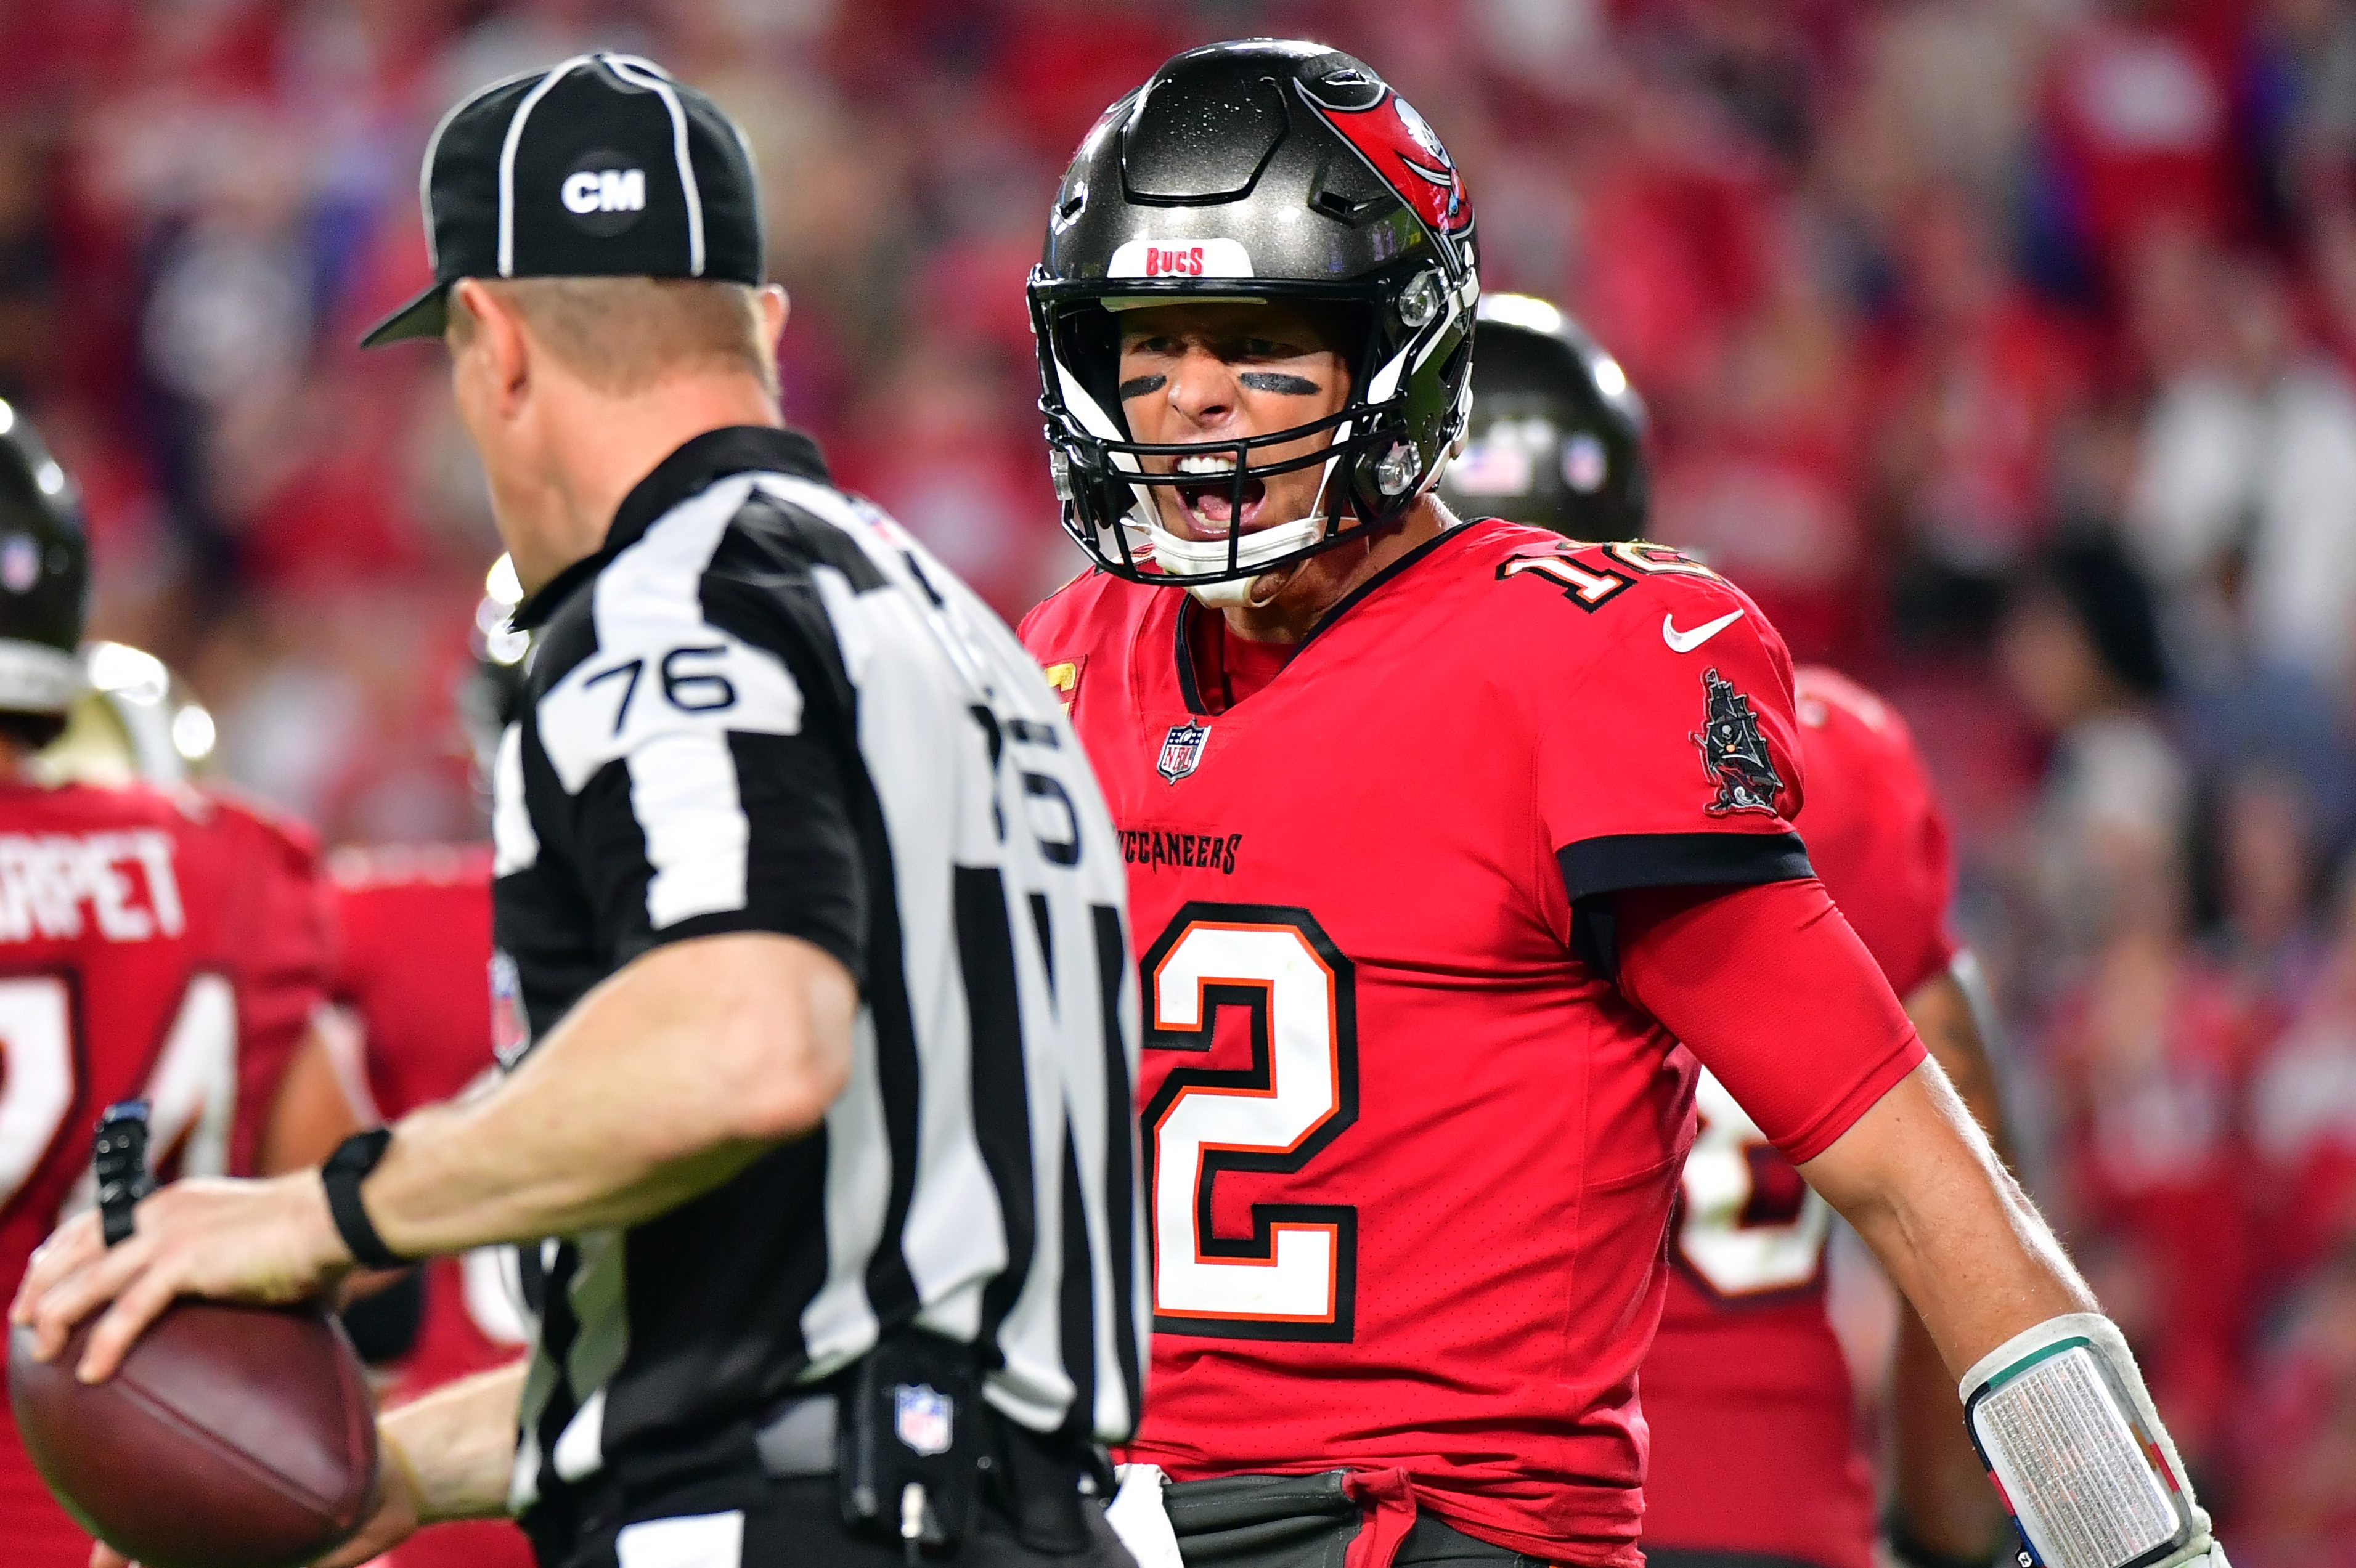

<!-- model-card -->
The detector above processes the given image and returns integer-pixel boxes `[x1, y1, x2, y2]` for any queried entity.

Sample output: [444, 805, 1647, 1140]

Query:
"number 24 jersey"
[0, 780, 332, 1566]
[1019, 521, 1922, 1567]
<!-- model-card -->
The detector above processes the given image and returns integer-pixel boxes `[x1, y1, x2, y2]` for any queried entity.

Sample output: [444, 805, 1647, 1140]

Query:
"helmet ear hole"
[1437, 333, 1473, 392]
[1437, 331, 1475, 460]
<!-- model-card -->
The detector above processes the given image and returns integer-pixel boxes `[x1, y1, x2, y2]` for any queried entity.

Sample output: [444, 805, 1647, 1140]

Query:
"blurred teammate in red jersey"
[258, 570, 538, 1568]
[0, 405, 338, 1567]
[324, 839, 534, 1568]
[1442, 296, 2018, 1568]
[1025, 46, 2224, 1568]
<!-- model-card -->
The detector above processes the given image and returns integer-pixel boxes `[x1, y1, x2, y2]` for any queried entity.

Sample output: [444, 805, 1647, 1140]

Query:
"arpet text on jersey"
[0, 830, 184, 943]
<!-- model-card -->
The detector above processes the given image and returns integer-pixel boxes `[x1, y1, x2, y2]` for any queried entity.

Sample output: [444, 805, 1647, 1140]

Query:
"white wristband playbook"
[1959, 1314, 2227, 1568]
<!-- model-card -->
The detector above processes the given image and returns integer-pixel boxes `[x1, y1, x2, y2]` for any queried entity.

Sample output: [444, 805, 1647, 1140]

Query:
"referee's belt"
[752, 1390, 1102, 1486]
[753, 1390, 841, 1477]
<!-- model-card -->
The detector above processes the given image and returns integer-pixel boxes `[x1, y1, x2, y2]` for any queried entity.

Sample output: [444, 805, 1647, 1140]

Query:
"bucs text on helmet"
[0, 400, 91, 745]
[1438, 293, 1649, 541]
[1029, 39, 1480, 589]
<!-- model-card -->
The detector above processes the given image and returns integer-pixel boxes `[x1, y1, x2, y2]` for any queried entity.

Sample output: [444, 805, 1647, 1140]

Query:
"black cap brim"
[359, 280, 452, 348]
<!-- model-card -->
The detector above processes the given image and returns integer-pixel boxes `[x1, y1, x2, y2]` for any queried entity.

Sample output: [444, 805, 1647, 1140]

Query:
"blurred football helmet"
[0, 399, 90, 720]
[1029, 39, 1480, 588]
[1438, 293, 1649, 540]
[38, 642, 218, 788]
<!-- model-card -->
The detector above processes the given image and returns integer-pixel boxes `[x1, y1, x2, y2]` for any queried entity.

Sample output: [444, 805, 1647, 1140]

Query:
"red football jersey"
[327, 844, 534, 1568]
[1640, 665, 1959, 1566]
[1021, 523, 1922, 1566]
[0, 780, 332, 1567]
[330, 844, 500, 1126]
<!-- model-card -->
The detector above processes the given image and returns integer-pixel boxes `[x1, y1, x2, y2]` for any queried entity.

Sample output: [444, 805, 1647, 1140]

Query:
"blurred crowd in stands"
[4, 0, 2356, 1553]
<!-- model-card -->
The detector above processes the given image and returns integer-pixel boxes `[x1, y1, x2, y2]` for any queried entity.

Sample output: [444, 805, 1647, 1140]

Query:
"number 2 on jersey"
[1140, 905, 1359, 1341]
[1674, 1068, 1830, 1298]
[0, 972, 239, 1222]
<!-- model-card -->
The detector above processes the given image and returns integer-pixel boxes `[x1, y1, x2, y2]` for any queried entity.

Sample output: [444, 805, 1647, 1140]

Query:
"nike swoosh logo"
[1662, 608, 1744, 653]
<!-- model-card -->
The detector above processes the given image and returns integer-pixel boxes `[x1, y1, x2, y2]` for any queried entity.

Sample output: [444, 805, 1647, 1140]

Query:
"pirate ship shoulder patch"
[1692, 667, 1783, 817]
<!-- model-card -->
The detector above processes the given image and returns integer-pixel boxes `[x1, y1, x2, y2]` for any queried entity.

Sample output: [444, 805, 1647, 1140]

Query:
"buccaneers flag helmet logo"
[1693, 668, 1783, 817]
[1302, 84, 1472, 240]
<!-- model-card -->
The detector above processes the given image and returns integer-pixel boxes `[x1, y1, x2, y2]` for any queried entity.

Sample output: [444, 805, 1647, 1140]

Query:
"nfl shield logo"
[489, 949, 532, 1068]
[1157, 721, 1210, 784]
[893, 1383, 955, 1456]
[0, 535, 38, 594]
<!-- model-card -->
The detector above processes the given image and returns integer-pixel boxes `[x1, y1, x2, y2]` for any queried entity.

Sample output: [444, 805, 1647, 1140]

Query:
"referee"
[15, 55, 1146, 1568]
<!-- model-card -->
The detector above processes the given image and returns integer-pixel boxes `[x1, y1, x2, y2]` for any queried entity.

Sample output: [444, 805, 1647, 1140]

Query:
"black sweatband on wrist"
[322, 1127, 406, 1269]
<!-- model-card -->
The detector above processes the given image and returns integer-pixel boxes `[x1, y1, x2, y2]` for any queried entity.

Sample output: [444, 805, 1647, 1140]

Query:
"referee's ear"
[448, 277, 534, 420]
[758, 284, 789, 353]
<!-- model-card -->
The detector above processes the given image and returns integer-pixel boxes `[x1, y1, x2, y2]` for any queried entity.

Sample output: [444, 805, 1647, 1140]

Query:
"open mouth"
[1169, 452, 1266, 534]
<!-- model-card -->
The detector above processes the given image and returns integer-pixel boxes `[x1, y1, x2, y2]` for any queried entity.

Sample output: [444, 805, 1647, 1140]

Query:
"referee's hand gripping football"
[10, 1171, 355, 1384]
[10, 929, 854, 1384]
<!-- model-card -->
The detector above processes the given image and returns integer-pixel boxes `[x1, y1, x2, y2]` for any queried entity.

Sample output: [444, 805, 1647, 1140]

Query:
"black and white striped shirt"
[491, 426, 1145, 1527]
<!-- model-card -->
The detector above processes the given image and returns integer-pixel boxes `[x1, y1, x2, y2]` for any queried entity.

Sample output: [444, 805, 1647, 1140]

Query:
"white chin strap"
[1144, 512, 1329, 581]
[1183, 577, 1257, 609]
[1152, 515, 1332, 609]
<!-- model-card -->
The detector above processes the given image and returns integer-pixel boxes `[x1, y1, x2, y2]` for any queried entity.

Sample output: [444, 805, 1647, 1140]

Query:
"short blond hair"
[448, 277, 778, 399]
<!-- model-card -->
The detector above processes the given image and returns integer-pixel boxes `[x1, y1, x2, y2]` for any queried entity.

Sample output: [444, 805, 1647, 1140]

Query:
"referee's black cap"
[361, 54, 765, 348]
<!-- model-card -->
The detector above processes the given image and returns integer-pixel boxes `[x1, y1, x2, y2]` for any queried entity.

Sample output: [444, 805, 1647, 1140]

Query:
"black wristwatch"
[321, 1127, 406, 1269]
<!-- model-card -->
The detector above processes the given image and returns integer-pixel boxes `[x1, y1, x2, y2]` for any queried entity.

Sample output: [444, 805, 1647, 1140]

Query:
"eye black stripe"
[1238, 372, 1321, 395]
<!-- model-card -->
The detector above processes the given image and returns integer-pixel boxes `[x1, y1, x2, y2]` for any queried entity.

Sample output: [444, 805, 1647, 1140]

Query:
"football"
[7, 1300, 377, 1568]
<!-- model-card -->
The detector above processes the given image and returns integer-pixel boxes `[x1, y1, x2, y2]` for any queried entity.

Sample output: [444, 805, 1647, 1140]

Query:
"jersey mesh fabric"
[1021, 524, 1922, 1566]
[0, 782, 330, 1568]
[1639, 665, 1959, 1566]
[328, 846, 536, 1568]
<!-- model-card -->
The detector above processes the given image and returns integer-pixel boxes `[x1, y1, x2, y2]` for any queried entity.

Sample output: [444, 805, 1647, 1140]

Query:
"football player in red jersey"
[1022, 42, 2227, 1568]
[0, 405, 337, 1567]
[324, 839, 536, 1568]
[253, 570, 539, 1568]
[1439, 295, 2014, 1568]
